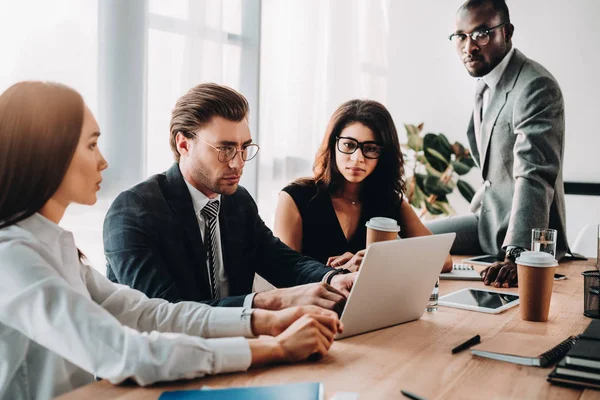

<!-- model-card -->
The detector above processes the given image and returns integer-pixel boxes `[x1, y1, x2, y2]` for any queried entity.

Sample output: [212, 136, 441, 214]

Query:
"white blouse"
[0, 213, 254, 400]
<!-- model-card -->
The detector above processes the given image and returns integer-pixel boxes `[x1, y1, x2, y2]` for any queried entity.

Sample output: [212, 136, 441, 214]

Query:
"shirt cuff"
[205, 337, 252, 374]
[243, 293, 256, 308]
[208, 307, 254, 338]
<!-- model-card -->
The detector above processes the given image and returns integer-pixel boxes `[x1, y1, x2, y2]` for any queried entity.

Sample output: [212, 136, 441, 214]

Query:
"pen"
[401, 389, 429, 400]
[451, 334, 481, 354]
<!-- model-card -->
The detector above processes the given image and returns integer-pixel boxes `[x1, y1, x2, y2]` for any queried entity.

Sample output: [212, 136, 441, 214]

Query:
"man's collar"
[479, 47, 515, 90]
[183, 178, 221, 214]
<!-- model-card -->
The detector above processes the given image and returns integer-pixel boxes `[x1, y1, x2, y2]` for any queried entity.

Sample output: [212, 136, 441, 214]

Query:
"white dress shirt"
[0, 213, 254, 400]
[184, 180, 255, 307]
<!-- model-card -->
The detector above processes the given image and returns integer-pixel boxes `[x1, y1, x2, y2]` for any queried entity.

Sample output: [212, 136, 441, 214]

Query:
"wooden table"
[58, 258, 600, 400]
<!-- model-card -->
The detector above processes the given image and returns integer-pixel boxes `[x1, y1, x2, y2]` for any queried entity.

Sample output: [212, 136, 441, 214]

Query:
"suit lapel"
[164, 163, 211, 295]
[479, 49, 526, 177]
[466, 115, 481, 169]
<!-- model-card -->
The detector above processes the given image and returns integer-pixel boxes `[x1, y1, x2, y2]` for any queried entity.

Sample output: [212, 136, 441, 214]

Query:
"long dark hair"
[0, 81, 84, 229]
[297, 99, 405, 207]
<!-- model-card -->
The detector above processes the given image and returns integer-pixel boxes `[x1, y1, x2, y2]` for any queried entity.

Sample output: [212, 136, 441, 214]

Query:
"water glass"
[427, 277, 439, 312]
[531, 228, 557, 257]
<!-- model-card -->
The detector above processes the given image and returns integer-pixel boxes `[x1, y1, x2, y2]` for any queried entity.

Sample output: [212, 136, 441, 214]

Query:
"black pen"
[401, 389, 429, 400]
[451, 334, 481, 354]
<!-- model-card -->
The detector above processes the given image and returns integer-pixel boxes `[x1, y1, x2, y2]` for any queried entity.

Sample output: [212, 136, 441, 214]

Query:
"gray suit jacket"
[467, 49, 569, 258]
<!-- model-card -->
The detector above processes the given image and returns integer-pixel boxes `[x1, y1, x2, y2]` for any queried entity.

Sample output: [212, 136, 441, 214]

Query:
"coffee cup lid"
[365, 217, 400, 233]
[515, 251, 558, 267]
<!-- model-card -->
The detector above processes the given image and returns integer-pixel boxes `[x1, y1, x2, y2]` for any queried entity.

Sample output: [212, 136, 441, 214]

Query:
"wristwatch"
[506, 246, 527, 263]
[326, 268, 351, 284]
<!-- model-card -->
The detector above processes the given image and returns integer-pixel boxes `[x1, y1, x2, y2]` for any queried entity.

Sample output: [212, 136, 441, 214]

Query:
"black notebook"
[564, 320, 600, 369]
[548, 370, 600, 390]
[471, 333, 577, 368]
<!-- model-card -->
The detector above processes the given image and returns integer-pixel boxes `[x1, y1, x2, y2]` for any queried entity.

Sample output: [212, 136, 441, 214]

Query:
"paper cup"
[365, 217, 400, 247]
[516, 251, 558, 322]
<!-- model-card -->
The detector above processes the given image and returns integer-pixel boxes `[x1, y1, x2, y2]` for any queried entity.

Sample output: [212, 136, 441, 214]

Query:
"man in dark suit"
[427, 0, 569, 287]
[104, 83, 355, 309]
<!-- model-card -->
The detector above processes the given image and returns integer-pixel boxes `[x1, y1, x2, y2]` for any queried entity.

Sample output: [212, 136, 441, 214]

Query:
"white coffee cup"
[365, 217, 400, 247]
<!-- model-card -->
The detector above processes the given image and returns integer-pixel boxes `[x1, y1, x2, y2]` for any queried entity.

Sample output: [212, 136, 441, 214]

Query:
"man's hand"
[481, 258, 518, 288]
[329, 272, 357, 297]
[327, 250, 365, 272]
[252, 282, 347, 311]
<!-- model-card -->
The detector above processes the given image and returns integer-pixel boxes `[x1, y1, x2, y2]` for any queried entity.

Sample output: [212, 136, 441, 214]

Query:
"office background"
[1, 0, 598, 270]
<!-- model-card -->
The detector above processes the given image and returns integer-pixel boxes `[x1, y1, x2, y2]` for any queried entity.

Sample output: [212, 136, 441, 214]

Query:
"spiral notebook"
[440, 264, 482, 281]
[471, 333, 577, 368]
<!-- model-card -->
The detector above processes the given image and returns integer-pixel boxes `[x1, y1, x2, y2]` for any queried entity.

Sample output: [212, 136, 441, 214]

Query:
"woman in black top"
[274, 99, 452, 272]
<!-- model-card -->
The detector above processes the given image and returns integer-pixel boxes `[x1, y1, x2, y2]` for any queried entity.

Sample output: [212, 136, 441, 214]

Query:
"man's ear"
[175, 132, 191, 158]
[504, 23, 514, 43]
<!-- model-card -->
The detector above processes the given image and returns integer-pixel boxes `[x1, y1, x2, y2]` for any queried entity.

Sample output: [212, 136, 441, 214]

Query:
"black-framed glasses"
[194, 134, 260, 163]
[448, 23, 507, 47]
[336, 136, 383, 159]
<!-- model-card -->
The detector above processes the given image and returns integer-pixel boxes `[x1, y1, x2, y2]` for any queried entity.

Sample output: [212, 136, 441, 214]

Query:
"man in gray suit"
[427, 0, 569, 287]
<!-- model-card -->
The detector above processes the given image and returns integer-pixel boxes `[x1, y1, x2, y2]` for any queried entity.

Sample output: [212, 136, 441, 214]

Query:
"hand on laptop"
[327, 250, 365, 272]
[252, 282, 347, 311]
[329, 272, 357, 297]
[481, 259, 518, 288]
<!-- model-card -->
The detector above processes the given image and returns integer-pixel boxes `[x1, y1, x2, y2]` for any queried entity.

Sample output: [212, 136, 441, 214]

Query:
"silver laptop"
[335, 233, 456, 339]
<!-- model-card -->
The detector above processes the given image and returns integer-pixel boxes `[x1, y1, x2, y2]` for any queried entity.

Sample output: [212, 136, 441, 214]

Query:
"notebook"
[440, 264, 482, 281]
[158, 382, 323, 400]
[471, 332, 577, 367]
[564, 320, 600, 369]
[547, 370, 600, 390]
[555, 359, 600, 381]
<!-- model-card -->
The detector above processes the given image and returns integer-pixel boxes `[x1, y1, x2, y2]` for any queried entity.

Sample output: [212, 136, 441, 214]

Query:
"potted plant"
[402, 123, 477, 218]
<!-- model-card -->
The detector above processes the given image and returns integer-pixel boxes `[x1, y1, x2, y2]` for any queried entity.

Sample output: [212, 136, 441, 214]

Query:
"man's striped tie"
[200, 199, 220, 300]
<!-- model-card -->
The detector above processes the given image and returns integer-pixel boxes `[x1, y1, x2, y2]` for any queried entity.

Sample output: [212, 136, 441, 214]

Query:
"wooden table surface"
[58, 257, 600, 400]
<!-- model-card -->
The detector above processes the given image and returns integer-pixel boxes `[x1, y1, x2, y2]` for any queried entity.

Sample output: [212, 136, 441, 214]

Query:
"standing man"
[104, 83, 355, 309]
[427, 0, 569, 287]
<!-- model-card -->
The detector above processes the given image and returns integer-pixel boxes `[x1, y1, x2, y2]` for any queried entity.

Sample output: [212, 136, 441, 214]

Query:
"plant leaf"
[457, 179, 476, 203]
[425, 200, 445, 215]
[451, 160, 472, 175]
[423, 133, 450, 172]
[424, 175, 453, 196]
[404, 124, 423, 152]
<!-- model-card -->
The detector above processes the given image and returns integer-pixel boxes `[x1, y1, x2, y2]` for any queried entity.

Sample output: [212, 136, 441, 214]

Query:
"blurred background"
[2, 0, 599, 270]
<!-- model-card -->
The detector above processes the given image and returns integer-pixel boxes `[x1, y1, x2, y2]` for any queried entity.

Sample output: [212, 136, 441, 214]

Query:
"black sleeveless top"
[282, 182, 403, 264]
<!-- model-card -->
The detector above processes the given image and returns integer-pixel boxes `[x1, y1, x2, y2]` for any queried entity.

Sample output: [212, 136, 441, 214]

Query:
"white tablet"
[439, 288, 519, 314]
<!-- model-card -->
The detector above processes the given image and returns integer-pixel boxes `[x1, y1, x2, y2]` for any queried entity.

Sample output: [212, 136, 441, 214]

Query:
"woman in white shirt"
[0, 81, 342, 400]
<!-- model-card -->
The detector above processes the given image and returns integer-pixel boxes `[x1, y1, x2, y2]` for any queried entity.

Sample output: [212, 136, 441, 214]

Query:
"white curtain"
[258, 0, 391, 227]
[146, 0, 246, 176]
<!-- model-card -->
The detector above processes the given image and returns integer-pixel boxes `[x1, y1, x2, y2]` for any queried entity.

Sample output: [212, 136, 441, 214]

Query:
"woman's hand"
[249, 306, 342, 365]
[327, 250, 365, 272]
[275, 313, 340, 362]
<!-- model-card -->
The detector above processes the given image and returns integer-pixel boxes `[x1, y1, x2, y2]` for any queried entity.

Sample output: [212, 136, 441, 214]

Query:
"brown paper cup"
[366, 227, 398, 247]
[516, 251, 558, 322]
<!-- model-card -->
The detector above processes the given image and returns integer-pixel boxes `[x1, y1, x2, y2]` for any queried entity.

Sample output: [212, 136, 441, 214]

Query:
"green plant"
[402, 123, 477, 217]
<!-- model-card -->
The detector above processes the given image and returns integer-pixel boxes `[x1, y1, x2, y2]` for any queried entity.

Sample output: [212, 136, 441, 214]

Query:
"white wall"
[385, 0, 600, 246]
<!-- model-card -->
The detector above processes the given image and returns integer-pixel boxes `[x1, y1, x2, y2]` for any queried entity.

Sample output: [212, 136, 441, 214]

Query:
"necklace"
[340, 196, 359, 205]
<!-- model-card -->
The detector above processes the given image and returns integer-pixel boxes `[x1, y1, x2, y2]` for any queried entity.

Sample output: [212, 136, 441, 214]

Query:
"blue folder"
[159, 381, 323, 400]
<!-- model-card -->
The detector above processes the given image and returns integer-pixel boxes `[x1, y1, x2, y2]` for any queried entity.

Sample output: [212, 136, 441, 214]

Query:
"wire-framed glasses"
[194, 134, 260, 163]
[448, 23, 507, 47]
[336, 136, 383, 159]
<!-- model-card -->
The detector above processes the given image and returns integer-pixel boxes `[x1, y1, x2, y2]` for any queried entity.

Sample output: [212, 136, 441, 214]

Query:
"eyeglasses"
[193, 134, 260, 163]
[336, 136, 383, 159]
[448, 23, 507, 47]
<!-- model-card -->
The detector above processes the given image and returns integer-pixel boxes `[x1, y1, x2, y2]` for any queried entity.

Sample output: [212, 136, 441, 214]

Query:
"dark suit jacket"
[103, 163, 334, 306]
